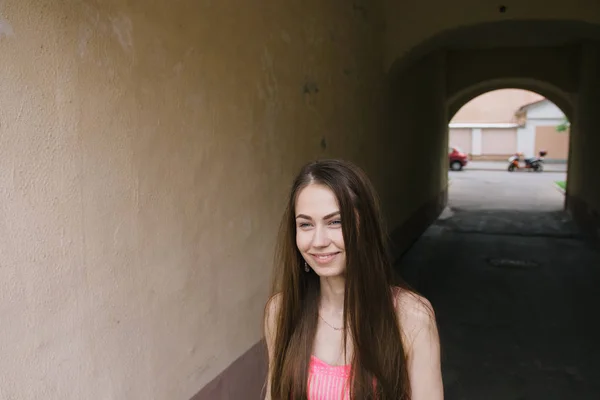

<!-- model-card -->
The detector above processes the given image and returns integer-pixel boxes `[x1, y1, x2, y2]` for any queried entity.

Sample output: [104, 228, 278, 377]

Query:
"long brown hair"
[266, 159, 411, 400]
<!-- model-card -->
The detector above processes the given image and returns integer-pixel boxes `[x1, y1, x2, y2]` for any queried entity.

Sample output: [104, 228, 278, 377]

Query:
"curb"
[463, 168, 567, 173]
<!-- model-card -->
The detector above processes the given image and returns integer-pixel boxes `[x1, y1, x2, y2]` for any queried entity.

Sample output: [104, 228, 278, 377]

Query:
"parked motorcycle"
[507, 150, 547, 172]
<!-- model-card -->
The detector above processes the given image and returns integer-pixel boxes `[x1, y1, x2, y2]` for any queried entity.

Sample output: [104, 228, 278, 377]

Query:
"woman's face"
[295, 184, 346, 277]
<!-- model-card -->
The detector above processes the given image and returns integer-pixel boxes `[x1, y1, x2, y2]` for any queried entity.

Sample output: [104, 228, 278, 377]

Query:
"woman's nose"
[312, 225, 330, 247]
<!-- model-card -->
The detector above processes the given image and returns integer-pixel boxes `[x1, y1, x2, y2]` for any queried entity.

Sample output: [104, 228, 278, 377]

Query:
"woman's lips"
[311, 252, 340, 265]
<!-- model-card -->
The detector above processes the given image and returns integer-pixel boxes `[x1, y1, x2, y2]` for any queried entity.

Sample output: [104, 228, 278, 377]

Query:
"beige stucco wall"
[481, 128, 517, 155]
[451, 89, 543, 123]
[0, 1, 388, 398]
[535, 126, 570, 160]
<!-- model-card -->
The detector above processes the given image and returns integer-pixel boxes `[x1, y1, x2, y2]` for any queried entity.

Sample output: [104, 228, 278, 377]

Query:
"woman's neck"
[319, 275, 346, 314]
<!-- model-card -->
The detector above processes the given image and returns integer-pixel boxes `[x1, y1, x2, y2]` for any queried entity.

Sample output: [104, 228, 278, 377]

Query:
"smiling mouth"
[310, 252, 340, 264]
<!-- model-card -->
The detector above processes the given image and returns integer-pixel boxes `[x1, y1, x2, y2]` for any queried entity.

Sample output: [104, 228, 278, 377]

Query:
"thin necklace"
[319, 314, 343, 331]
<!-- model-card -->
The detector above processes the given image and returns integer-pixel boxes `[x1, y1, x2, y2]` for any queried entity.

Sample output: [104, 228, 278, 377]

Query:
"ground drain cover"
[487, 258, 539, 269]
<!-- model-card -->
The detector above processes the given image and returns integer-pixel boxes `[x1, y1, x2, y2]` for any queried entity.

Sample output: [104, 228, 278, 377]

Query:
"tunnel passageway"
[396, 170, 600, 399]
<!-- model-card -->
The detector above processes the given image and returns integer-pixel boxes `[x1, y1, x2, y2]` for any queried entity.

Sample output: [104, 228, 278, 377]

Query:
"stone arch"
[447, 78, 574, 123]
[386, 19, 600, 77]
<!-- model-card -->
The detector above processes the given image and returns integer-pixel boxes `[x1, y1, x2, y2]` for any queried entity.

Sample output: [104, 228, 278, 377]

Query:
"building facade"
[449, 89, 570, 161]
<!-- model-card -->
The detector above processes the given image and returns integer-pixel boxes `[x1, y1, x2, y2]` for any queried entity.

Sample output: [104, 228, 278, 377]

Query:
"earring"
[304, 261, 310, 272]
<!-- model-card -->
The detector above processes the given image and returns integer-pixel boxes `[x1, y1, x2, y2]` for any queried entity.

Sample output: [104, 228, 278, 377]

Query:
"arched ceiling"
[388, 19, 600, 76]
[386, 19, 595, 121]
[435, 20, 600, 50]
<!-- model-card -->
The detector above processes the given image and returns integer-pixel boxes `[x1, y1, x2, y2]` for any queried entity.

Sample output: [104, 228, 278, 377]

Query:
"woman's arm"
[263, 293, 281, 400]
[397, 292, 444, 400]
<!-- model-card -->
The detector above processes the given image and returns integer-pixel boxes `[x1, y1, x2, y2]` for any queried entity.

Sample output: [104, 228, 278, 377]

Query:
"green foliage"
[556, 117, 570, 132]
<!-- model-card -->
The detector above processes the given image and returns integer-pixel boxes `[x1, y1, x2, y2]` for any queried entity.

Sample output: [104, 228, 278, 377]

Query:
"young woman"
[263, 159, 443, 400]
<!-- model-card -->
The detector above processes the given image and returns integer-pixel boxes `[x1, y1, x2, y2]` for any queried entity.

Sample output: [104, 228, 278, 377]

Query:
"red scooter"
[507, 150, 547, 172]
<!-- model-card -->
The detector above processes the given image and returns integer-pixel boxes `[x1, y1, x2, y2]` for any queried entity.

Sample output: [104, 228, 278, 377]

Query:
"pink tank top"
[307, 356, 351, 400]
[307, 287, 401, 399]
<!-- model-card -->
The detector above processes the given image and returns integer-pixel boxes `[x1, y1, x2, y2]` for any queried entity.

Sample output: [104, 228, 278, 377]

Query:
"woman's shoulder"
[391, 286, 437, 344]
[392, 286, 434, 316]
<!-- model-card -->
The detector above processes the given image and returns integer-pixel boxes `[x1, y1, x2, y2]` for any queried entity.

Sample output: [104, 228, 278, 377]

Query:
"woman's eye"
[299, 222, 311, 228]
[330, 220, 342, 226]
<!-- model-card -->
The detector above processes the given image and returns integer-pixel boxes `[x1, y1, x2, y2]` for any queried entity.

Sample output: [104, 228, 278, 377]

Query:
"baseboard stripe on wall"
[566, 194, 600, 246]
[190, 340, 268, 400]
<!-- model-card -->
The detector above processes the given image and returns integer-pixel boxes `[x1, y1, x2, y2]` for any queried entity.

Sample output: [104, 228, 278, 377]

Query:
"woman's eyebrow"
[323, 211, 341, 219]
[295, 211, 340, 220]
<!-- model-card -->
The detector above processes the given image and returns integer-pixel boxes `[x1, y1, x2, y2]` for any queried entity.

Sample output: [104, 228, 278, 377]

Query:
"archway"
[447, 88, 570, 215]
[388, 19, 600, 400]
[384, 18, 600, 244]
[447, 79, 575, 124]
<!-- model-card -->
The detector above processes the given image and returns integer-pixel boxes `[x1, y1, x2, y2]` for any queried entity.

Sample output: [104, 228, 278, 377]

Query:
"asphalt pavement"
[395, 169, 600, 400]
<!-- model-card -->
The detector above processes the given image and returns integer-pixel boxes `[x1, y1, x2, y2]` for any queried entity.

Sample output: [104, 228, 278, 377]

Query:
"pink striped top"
[307, 288, 401, 399]
[307, 355, 351, 400]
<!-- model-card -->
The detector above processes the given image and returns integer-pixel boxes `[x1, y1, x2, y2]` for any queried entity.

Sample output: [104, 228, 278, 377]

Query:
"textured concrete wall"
[385, 51, 448, 228]
[445, 47, 581, 101]
[567, 43, 600, 243]
[0, 1, 387, 398]
[382, 0, 600, 69]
